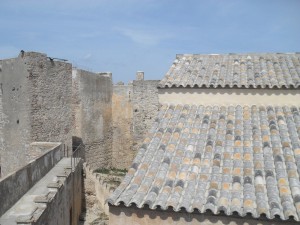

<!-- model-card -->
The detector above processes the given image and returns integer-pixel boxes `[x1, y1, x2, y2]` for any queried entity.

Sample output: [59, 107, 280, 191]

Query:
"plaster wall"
[112, 84, 134, 169]
[132, 80, 160, 153]
[0, 142, 62, 216]
[109, 205, 296, 225]
[159, 88, 300, 106]
[72, 69, 113, 169]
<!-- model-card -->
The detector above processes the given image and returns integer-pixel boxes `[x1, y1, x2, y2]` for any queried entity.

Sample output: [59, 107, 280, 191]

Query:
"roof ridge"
[160, 53, 300, 89]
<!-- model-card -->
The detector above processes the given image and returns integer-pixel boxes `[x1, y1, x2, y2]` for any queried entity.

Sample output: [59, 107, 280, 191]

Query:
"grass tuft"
[93, 167, 128, 176]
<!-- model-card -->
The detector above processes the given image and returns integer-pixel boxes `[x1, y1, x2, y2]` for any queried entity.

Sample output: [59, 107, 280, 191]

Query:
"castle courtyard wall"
[132, 80, 160, 154]
[72, 69, 113, 169]
[112, 84, 134, 169]
[111, 80, 160, 169]
[29, 54, 72, 150]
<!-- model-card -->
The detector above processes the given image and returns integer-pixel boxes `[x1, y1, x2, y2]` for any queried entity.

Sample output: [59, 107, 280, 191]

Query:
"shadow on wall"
[72, 136, 86, 162]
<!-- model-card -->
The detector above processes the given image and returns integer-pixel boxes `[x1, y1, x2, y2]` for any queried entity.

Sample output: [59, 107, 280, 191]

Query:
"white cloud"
[83, 53, 92, 60]
[115, 27, 173, 46]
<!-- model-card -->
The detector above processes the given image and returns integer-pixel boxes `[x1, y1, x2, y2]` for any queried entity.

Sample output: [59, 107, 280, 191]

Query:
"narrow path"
[0, 158, 72, 225]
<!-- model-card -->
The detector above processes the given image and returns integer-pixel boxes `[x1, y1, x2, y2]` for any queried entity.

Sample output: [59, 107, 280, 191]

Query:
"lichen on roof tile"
[107, 104, 300, 221]
[159, 53, 300, 89]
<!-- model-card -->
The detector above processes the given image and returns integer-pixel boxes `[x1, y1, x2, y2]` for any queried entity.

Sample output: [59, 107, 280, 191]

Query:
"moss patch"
[93, 167, 127, 176]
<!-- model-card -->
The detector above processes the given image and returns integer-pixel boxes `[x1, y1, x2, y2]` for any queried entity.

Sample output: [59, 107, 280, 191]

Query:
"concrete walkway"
[0, 158, 72, 225]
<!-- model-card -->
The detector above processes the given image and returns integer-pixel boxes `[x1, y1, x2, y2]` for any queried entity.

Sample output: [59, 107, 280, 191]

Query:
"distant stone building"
[108, 53, 300, 224]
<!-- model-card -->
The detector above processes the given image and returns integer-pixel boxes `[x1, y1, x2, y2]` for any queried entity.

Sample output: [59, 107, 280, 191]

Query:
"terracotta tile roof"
[107, 104, 300, 221]
[158, 53, 300, 89]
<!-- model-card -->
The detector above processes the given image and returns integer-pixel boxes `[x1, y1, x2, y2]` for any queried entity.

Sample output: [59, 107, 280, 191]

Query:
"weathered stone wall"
[0, 52, 159, 175]
[72, 69, 113, 170]
[0, 89, 8, 178]
[84, 164, 120, 216]
[112, 84, 134, 169]
[72, 69, 82, 146]
[0, 52, 72, 176]
[132, 80, 160, 153]
[0, 56, 33, 175]
[111, 80, 160, 169]
[27, 53, 73, 150]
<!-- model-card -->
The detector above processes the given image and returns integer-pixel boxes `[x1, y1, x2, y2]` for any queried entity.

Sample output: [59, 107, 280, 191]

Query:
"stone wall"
[72, 69, 113, 170]
[0, 52, 72, 176]
[0, 51, 159, 175]
[27, 54, 73, 149]
[132, 80, 160, 153]
[0, 89, 8, 178]
[83, 164, 120, 216]
[0, 56, 32, 176]
[111, 80, 160, 169]
[112, 84, 134, 169]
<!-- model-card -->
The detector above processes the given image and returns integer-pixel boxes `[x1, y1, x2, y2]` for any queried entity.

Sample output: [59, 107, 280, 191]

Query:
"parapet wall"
[0, 142, 62, 216]
[72, 69, 113, 169]
[33, 159, 83, 225]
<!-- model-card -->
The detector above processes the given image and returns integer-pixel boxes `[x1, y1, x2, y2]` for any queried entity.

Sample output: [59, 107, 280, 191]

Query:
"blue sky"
[0, 0, 299, 83]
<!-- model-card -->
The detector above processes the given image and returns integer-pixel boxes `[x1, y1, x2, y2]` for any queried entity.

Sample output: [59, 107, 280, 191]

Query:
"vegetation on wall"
[93, 167, 127, 177]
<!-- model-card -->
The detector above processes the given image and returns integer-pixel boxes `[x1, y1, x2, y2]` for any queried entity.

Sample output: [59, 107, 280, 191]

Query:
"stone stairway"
[0, 158, 72, 225]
